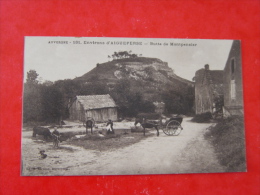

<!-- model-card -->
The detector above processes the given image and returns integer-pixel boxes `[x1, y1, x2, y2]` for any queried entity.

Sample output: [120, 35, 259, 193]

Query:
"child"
[52, 126, 60, 137]
[52, 127, 61, 148]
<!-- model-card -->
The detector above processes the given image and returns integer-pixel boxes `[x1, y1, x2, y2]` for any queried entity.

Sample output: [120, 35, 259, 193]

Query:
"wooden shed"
[69, 94, 117, 122]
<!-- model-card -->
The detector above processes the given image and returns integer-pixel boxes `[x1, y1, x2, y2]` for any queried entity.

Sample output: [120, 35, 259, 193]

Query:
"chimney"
[205, 64, 209, 70]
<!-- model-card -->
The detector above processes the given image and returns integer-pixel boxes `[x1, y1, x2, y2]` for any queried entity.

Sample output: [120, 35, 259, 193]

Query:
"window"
[231, 80, 236, 100]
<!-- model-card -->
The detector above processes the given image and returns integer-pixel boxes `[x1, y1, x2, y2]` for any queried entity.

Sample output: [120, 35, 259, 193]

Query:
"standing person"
[86, 118, 94, 134]
[52, 126, 60, 148]
[52, 126, 60, 137]
[106, 119, 115, 134]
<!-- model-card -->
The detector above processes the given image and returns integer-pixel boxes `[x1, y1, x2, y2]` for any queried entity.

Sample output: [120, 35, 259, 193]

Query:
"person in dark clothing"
[52, 127, 61, 148]
[86, 118, 94, 134]
[52, 126, 60, 140]
[106, 119, 115, 134]
[52, 126, 60, 136]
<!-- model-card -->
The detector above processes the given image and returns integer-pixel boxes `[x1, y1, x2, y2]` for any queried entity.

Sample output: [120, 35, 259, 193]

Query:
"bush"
[204, 116, 246, 172]
[191, 112, 212, 123]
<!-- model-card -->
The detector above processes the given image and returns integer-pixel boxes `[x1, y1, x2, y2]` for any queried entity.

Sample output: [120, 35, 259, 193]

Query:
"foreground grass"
[204, 116, 246, 172]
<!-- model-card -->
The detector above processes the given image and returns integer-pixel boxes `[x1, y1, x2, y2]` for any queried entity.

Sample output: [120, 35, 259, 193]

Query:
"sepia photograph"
[21, 37, 246, 176]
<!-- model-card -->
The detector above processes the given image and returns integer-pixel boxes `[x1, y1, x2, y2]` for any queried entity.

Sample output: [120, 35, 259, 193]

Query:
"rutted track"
[22, 118, 224, 176]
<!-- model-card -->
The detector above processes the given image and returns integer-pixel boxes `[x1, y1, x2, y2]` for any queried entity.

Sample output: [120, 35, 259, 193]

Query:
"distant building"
[223, 40, 243, 116]
[194, 64, 224, 115]
[69, 94, 117, 122]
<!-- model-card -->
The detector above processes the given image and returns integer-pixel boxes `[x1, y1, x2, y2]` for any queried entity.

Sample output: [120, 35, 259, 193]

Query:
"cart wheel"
[165, 120, 182, 136]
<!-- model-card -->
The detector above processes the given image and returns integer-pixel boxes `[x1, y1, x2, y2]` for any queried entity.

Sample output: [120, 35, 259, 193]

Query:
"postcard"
[22, 37, 246, 176]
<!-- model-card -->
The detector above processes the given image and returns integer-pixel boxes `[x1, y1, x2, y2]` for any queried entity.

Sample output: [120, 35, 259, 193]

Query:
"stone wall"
[194, 66, 224, 115]
[195, 68, 212, 114]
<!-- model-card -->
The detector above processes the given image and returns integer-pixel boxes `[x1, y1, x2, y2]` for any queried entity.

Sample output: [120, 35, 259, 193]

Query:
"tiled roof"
[76, 94, 117, 110]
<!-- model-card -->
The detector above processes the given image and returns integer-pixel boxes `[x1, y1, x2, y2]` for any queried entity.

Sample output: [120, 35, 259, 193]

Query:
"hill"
[74, 57, 195, 115]
[76, 57, 193, 86]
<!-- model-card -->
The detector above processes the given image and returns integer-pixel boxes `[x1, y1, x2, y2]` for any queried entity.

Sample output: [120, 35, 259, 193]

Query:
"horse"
[134, 118, 160, 136]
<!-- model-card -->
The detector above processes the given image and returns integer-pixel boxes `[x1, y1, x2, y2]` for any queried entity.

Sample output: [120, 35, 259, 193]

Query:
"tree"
[117, 51, 123, 59]
[40, 85, 63, 123]
[26, 70, 39, 84]
[110, 51, 142, 60]
[42, 80, 54, 86]
[23, 70, 42, 122]
[162, 90, 184, 114]
[79, 82, 108, 95]
[110, 79, 155, 117]
[131, 54, 138, 58]
[114, 52, 119, 59]
[23, 84, 43, 122]
[54, 79, 82, 120]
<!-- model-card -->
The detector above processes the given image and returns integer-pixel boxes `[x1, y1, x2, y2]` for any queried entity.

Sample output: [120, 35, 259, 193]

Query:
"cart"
[161, 116, 183, 136]
[135, 113, 184, 136]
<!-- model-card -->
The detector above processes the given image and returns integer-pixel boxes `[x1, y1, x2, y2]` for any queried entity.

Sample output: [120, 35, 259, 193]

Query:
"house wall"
[223, 40, 243, 115]
[69, 99, 85, 121]
[86, 108, 117, 122]
[69, 96, 118, 122]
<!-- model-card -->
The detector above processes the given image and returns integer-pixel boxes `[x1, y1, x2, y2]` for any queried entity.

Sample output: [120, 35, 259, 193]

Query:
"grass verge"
[204, 116, 246, 172]
[67, 132, 153, 151]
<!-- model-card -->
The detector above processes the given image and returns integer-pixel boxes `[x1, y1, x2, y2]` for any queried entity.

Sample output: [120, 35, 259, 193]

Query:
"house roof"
[76, 94, 117, 110]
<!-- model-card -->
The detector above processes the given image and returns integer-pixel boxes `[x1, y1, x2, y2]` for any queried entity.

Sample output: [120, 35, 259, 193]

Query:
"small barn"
[69, 94, 117, 122]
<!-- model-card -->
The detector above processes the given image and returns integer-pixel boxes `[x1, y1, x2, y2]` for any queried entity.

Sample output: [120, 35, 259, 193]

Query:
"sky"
[24, 37, 233, 82]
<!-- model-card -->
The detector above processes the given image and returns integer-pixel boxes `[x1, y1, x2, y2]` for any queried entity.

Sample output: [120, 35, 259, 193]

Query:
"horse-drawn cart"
[135, 113, 183, 136]
[162, 116, 183, 136]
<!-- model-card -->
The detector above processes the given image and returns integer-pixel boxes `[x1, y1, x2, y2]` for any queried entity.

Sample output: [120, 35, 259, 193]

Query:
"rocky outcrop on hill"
[76, 57, 193, 87]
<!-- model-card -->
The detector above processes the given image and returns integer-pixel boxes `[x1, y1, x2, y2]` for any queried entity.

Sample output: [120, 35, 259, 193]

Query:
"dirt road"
[22, 118, 225, 176]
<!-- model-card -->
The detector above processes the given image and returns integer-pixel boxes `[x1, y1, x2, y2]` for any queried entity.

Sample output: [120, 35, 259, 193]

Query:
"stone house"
[194, 64, 224, 115]
[223, 40, 244, 116]
[69, 94, 117, 122]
